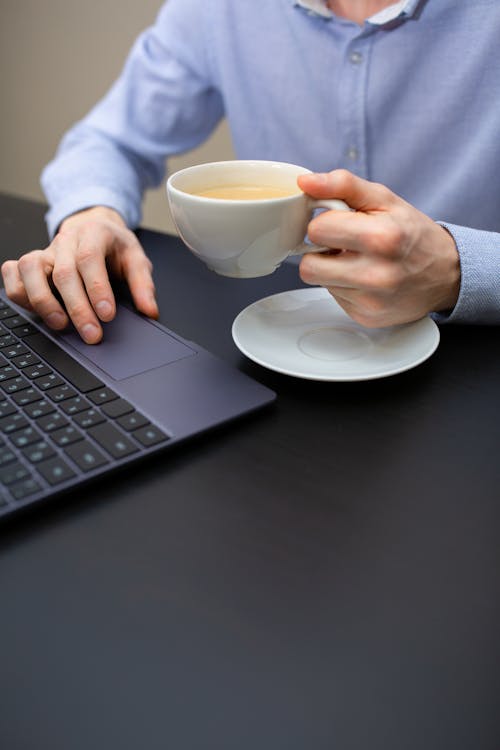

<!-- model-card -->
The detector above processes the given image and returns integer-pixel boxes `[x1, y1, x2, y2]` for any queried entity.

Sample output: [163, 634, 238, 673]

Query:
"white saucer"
[231, 288, 440, 381]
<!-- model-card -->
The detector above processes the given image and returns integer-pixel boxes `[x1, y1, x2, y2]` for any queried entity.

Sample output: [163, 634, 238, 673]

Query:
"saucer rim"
[231, 288, 440, 381]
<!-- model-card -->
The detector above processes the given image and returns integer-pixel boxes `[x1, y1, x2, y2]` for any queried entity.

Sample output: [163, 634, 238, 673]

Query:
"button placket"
[336, 34, 373, 178]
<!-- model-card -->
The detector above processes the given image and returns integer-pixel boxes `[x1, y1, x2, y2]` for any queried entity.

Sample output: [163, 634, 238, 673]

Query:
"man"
[2, 0, 499, 343]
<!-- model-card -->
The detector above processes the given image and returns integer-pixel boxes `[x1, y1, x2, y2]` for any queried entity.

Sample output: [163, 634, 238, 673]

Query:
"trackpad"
[61, 305, 196, 380]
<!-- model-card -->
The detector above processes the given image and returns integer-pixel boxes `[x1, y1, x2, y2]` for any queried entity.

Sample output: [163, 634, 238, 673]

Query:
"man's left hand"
[297, 169, 461, 327]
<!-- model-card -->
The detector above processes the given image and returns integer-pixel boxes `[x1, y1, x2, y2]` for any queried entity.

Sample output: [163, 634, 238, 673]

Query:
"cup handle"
[289, 197, 352, 256]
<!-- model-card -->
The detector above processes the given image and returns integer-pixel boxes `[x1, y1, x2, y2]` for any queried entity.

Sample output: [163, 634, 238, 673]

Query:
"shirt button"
[346, 146, 359, 160]
[349, 51, 363, 65]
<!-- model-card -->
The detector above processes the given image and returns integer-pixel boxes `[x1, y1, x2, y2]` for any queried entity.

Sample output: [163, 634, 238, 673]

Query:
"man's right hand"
[1, 206, 158, 343]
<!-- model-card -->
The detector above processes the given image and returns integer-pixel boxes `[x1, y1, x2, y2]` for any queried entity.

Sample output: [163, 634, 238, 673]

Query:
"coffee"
[189, 184, 299, 200]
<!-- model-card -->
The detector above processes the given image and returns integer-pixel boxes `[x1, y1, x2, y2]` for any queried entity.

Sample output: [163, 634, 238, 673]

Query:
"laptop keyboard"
[0, 297, 170, 516]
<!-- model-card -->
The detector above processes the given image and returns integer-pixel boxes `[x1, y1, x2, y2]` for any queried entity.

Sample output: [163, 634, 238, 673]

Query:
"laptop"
[0, 288, 275, 518]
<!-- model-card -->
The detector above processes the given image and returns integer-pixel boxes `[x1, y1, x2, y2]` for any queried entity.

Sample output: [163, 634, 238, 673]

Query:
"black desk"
[1, 193, 499, 750]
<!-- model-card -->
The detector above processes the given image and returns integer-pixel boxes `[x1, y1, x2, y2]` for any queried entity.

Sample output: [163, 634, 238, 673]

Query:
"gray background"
[0, 0, 234, 235]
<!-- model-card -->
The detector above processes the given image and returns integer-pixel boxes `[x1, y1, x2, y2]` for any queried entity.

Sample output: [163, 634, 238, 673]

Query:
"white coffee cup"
[166, 160, 350, 278]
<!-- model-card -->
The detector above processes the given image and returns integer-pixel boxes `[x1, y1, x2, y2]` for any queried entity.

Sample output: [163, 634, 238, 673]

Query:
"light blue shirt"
[41, 0, 500, 323]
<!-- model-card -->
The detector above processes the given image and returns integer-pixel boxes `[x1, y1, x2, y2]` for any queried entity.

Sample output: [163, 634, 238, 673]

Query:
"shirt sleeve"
[432, 223, 500, 325]
[41, 0, 223, 237]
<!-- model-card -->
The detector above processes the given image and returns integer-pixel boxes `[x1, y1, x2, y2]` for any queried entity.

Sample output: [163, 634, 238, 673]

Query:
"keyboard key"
[64, 440, 109, 472]
[9, 425, 43, 448]
[72, 408, 106, 429]
[2, 342, 29, 358]
[2, 316, 28, 330]
[0, 460, 30, 485]
[11, 352, 41, 369]
[88, 422, 139, 459]
[101, 398, 134, 419]
[12, 387, 42, 407]
[24, 332, 105, 393]
[24, 363, 53, 380]
[36, 456, 76, 485]
[0, 307, 17, 320]
[50, 425, 84, 447]
[87, 387, 118, 406]
[0, 365, 17, 382]
[9, 477, 42, 501]
[60, 396, 91, 415]
[0, 446, 17, 466]
[37, 412, 69, 433]
[117, 411, 150, 431]
[24, 399, 56, 419]
[12, 323, 38, 338]
[46, 384, 78, 403]
[21, 440, 56, 464]
[0, 334, 17, 349]
[0, 399, 16, 418]
[1, 375, 30, 394]
[133, 425, 170, 447]
[36, 373, 65, 391]
[0, 413, 29, 434]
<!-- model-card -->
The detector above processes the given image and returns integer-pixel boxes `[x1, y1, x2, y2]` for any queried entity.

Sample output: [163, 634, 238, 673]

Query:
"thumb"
[297, 169, 393, 212]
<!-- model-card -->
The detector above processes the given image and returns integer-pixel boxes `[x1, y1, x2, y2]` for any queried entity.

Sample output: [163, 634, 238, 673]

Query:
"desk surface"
[0, 193, 499, 750]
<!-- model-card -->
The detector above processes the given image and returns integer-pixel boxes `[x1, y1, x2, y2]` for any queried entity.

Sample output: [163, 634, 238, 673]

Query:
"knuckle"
[333, 168, 355, 188]
[17, 250, 42, 274]
[367, 221, 403, 256]
[87, 277, 109, 297]
[66, 301, 91, 323]
[360, 263, 400, 293]
[1, 259, 16, 278]
[357, 293, 388, 324]
[384, 221, 404, 252]
[75, 245, 99, 266]
[372, 181, 396, 205]
[83, 219, 110, 241]
[52, 263, 74, 286]
[27, 290, 51, 308]
[4, 282, 25, 304]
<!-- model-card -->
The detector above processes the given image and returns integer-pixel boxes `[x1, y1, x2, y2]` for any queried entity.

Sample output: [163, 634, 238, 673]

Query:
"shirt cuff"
[432, 222, 500, 325]
[44, 186, 142, 239]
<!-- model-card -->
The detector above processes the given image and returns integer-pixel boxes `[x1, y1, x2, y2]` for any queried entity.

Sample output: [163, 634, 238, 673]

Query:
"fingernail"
[81, 323, 100, 342]
[46, 312, 66, 329]
[95, 300, 113, 319]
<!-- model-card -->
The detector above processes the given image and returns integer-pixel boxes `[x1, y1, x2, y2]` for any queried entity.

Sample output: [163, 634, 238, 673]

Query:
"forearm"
[433, 223, 500, 324]
[41, 124, 156, 239]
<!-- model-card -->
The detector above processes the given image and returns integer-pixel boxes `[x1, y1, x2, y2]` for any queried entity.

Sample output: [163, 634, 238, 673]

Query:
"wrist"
[59, 205, 127, 232]
[433, 225, 461, 313]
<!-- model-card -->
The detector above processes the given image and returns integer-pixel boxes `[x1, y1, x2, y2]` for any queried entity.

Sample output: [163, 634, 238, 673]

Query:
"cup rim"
[166, 160, 312, 204]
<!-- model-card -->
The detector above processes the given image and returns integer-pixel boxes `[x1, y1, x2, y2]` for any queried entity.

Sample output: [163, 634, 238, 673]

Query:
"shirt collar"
[293, 0, 422, 25]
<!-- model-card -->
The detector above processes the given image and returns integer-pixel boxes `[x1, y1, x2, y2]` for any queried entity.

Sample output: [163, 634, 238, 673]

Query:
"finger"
[12, 251, 70, 329]
[299, 250, 361, 289]
[119, 236, 159, 319]
[74, 224, 117, 322]
[1, 259, 33, 310]
[300, 249, 403, 301]
[307, 209, 378, 254]
[307, 200, 406, 261]
[325, 285, 399, 328]
[51, 243, 103, 343]
[298, 169, 396, 212]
